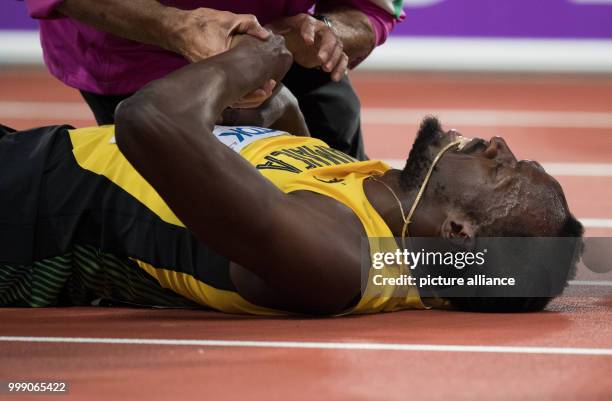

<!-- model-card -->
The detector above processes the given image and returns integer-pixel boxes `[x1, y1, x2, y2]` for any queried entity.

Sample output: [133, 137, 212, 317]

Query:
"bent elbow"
[114, 92, 158, 158]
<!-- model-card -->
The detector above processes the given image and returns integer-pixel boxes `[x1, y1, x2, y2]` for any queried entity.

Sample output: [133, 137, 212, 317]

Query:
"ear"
[441, 212, 478, 250]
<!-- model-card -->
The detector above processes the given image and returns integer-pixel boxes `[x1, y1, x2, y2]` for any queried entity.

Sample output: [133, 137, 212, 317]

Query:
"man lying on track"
[0, 34, 583, 315]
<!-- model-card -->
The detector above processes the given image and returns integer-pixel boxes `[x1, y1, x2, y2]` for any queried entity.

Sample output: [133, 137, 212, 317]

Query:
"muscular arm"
[115, 36, 361, 314]
[57, 0, 173, 48]
[56, 0, 268, 62]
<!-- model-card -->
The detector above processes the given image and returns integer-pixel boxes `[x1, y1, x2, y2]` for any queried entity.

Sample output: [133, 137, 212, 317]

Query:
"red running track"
[0, 68, 611, 400]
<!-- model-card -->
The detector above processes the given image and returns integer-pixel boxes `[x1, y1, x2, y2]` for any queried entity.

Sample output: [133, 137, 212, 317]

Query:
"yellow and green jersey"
[0, 124, 423, 314]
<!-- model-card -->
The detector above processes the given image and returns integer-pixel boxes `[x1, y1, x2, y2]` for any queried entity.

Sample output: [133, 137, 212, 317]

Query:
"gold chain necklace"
[371, 139, 466, 249]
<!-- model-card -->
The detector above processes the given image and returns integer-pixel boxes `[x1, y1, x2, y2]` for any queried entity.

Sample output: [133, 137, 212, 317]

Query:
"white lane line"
[6, 102, 612, 177]
[569, 280, 612, 286]
[540, 163, 612, 177]
[7, 102, 612, 178]
[0, 336, 611, 356]
[362, 108, 612, 128]
[383, 159, 612, 177]
[0, 101, 93, 120]
[4, 102, 612, 129]
[580, 219, 612, 228]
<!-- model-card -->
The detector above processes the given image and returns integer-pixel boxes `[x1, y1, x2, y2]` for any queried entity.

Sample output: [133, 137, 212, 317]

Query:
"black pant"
[80, 64, 366, 160]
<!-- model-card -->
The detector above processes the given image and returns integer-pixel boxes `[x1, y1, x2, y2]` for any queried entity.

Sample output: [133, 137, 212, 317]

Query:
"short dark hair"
[400, 117, 443, 189]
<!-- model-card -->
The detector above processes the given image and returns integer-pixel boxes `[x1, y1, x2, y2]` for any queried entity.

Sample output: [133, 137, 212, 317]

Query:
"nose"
[485, 136, 517, 165]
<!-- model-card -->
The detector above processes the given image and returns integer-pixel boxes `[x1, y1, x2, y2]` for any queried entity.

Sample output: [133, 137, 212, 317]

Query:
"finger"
[323, 42, 343, 73]
[232, 90, 268, 109]
[300, 19, 316, 45]
[316, 28, 337, 65]
[233, 80, 276, 108]
[261, 79, 277, 96]
[235, 14, 270, 40]
[242, 84, 272, 102]
[232, 98, 266, 109]
[246, 24, 270, 40]
[232, 100, 262, 109]
[239, 81, 275, 104]
[331, 53, 349, 82]
[240, 89, 267, 102]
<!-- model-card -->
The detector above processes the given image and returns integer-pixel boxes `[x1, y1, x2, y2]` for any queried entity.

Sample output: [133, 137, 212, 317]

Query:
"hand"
[220, 84, 308, 136]
[227, 33, 293, 109]
[269, 13, 348, 82]
[165, 8, 269, 62]
[229, 33, 294, 85]
[231, 79, 277, 109]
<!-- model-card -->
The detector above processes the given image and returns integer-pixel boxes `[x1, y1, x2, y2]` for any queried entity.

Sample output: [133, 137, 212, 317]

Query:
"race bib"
[212, 125, 288, 153]
[109, 125, 288, 153]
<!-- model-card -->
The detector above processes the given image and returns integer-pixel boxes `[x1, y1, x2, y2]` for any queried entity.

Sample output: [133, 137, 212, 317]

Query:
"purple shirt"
[26, 0, 404, 95]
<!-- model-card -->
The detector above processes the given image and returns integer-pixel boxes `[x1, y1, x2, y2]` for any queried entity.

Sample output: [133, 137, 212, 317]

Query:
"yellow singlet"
[68, 125, 424, 315]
